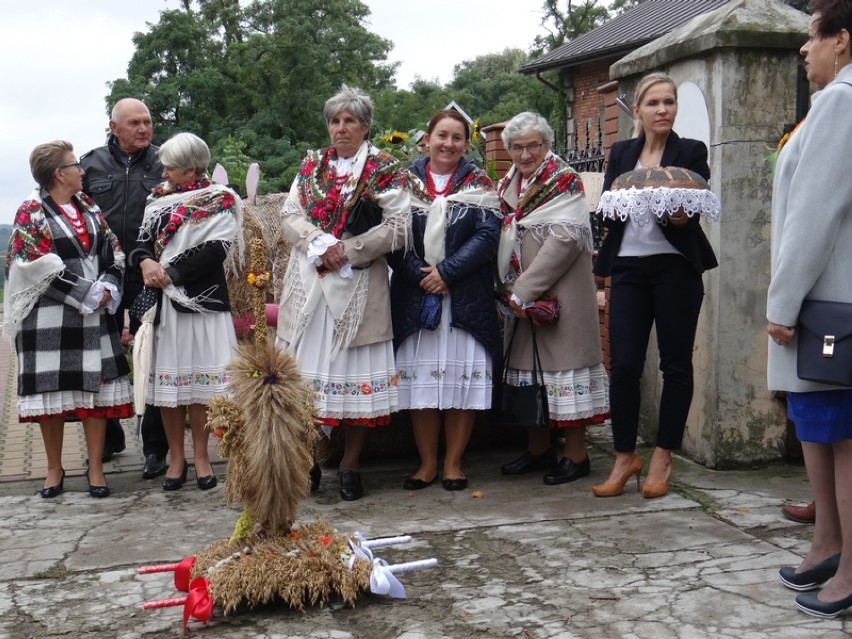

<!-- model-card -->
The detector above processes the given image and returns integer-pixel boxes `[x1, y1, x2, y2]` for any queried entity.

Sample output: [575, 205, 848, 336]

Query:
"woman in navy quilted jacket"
[390, 109, 501, 492]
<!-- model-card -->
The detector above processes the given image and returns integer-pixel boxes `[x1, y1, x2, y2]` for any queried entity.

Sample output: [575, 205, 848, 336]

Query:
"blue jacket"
[390, 157, 501, 358]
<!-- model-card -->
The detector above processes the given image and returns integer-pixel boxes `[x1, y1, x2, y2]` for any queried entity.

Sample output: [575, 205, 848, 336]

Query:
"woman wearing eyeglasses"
[592, 72, 717, 499]
[497, 112, 610, 486]
[5, 140, 133, 498]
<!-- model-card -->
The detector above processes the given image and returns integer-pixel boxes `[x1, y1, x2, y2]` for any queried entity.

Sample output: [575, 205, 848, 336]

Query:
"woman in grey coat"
[768, 1, 852, 619]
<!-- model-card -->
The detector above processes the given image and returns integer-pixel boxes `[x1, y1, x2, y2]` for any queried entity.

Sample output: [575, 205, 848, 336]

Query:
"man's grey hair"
[110, 98, 151, 123]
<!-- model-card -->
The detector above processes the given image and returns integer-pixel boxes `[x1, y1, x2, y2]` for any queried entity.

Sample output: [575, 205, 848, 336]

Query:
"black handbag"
[796, 299, 852, 387]
[492, 320, 550, 428]
[128, 286, 161, 322]
[344, 196, 383, 236]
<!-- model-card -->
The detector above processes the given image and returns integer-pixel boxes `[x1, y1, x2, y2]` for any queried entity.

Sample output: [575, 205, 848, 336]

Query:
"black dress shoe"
[85, 470, 110, 498]
[543, 456, 591, 485]
[501, 449, 557, 475]
[163, 461, 189, 491]
[796, 590, 852, 619]
[779, 553, 841, 591]
[442, 477, 468, 491]
[142, 453, 168, 479]
[339, 470, 363, 501]
[196, 474, 218, 490]
[403, 475, 436, 490]
[101, 443, 116, 464]
[309, 462, 322, 491]
[39, 469, 66, 499]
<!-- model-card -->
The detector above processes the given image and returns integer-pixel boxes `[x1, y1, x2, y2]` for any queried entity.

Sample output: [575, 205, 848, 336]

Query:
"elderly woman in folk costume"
[277, 85, 409, 502]
[130, 132, 243, 492]
[5, 140, 133, 499]
[389, 109, 501, 492]
[497, 112, 610, 486]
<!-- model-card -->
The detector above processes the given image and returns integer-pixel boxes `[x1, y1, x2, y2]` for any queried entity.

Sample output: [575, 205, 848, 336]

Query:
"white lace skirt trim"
[146, 301, 236, 407]
[18, 377, 132, 417]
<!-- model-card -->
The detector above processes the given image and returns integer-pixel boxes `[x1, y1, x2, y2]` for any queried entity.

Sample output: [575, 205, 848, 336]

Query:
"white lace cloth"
[597, 186, 721, 226]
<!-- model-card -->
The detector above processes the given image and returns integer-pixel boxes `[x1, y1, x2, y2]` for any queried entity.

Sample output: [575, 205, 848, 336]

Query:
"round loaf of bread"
[611, 166, 709, 191]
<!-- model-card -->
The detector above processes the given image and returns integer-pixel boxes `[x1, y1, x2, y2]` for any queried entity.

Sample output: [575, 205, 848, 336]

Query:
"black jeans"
[104, 273, 168, 457]
[608, 255, 704, 452]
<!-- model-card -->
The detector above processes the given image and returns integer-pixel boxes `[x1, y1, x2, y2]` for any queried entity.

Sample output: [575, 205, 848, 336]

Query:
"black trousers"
[608, 255, 704, 452]
[104, 274, 168, 457]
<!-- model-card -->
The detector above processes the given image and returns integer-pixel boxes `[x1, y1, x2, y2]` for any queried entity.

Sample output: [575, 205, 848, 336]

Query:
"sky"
[0, 1, 548, 225]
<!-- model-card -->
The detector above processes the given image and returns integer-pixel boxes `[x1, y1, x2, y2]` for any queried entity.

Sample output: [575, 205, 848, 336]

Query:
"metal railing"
[560, 115, 607, 250]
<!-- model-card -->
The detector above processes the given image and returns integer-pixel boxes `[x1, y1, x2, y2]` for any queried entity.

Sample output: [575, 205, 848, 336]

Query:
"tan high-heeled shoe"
[641, 462, 672, 499]
[592, 454, 642, 497]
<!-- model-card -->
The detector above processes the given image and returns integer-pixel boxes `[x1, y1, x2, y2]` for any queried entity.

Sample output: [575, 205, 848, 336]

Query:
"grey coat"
[767, 65, 852, 392]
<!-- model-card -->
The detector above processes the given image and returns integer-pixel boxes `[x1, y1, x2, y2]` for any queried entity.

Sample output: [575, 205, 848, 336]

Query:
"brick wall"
[482, 122, 511, 179]
[569, 60, 610, 150]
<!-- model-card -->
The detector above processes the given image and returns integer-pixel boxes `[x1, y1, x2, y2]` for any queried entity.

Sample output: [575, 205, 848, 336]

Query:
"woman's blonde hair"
[631, 72, 677, 138]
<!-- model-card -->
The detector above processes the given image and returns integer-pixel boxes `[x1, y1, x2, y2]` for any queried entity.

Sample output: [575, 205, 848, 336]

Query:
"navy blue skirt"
[787, 389, 852, 444]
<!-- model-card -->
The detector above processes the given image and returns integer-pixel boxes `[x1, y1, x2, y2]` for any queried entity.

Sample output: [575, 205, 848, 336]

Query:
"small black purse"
[492, 320, 550, 428]
[344, 196, 383, 236]
[796, 299, 852, 387]
[128, 287, 161, 322]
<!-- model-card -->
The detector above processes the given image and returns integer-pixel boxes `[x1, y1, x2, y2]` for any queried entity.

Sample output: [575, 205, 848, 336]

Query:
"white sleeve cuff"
[80, 280, 121, 315]
[510, 293, 533, 309]
[81, 281, 105, 314]
[103, 281, 121, 314]
[307, 233, 340, 266]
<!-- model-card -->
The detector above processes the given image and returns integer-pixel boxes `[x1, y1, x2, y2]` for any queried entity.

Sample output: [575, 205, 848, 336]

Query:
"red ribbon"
[183, 577, 213, 629]
[174, 556, 196, 592]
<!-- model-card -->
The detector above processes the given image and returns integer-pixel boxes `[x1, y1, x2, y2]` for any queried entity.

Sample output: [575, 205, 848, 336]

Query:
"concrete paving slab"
[0, 444, 845, 639]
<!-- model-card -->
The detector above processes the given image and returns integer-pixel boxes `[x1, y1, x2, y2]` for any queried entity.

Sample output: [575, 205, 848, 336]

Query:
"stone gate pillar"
[607, 0, 808, 467]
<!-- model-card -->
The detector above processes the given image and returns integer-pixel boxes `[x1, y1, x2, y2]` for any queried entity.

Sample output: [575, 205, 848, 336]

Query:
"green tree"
[532, 0, 610, 56]
[372, 78, 452, 134]
[607, 0, 647, 16]
[109, 8, 227, 141]
[107, 0, 397, 193]
[447, 49, 558, 126]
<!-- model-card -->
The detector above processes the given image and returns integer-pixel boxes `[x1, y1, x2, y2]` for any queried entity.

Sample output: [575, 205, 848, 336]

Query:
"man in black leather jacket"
[81, 98, 169, 479]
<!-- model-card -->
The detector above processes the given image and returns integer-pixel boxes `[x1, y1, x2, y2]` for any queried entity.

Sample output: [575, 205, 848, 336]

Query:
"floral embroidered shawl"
[289, 142, 407, 238]
[282, 141, 409, 356]
[4, 189, 124, 333]
[496, 153, 591, 282]
[408, 157, 499, 265]
[138, 178, 244, 312]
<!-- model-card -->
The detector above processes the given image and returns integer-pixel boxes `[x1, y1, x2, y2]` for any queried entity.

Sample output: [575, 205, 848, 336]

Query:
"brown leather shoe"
[782, 501, 815, 524]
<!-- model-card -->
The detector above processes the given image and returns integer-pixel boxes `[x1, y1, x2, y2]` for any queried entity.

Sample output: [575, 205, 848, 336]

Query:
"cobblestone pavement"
[0, 335, 221, 483]
[1, 329, 847, 638]
[0, 433, 845, 639]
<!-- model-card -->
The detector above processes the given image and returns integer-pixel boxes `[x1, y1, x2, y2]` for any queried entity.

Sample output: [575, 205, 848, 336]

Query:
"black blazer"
[593, 131, 718, 276]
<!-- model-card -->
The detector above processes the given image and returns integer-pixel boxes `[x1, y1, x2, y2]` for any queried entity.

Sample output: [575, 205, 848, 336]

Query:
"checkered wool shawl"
[4, 189, 129, 396]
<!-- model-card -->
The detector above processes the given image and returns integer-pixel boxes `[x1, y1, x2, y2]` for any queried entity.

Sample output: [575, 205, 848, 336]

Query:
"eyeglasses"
[59, 161, 83, 170]
[507, 143, 545, 155]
